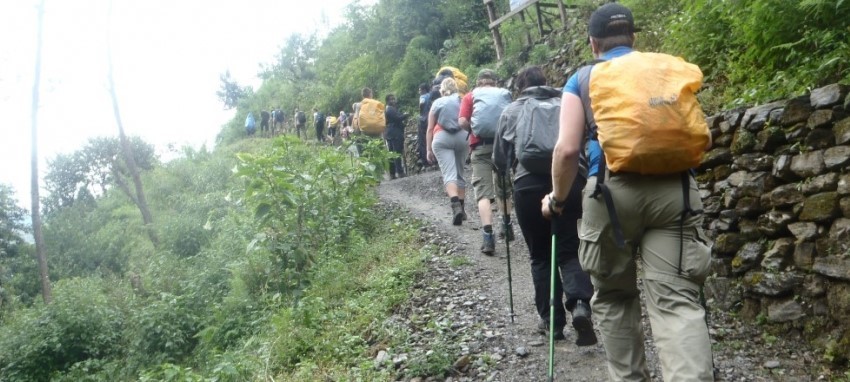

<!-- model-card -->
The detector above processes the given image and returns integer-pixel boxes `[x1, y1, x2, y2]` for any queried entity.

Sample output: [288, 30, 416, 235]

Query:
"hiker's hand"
[427, 150, 436, 164]
[541, 193, 563, 220]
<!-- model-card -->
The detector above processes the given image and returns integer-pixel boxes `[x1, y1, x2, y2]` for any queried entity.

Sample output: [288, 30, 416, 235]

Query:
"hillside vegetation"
[1, 0, 848, 380]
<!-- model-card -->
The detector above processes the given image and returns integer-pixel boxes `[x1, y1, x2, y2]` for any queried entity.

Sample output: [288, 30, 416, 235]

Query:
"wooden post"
[519, 11, 532, 47]
[556, 0, 568, 29]
[483, 0, 504, 61]
[535, 2, 544, 37]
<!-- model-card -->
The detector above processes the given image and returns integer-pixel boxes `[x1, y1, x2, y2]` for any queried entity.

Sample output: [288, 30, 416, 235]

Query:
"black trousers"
[513, 175, 593, 330]
[315, 126, 324, 142]
[417, 117, 428, 164]
[386, 137, 404, 176]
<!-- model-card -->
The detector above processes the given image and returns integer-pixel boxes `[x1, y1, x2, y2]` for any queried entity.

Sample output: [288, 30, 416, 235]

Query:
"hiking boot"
[451, 201, 464, 226]
[537, 319, 565, 341]
[500, 221, 515, 242]
[481, 232, 496, 255]
[571, 300, 598, 346]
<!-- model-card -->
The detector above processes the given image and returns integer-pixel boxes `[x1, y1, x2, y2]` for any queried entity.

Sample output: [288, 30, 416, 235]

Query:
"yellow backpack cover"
[358, 98, 386, 136]
[589, 52, 709, 174]
[436, 66, 469, 95]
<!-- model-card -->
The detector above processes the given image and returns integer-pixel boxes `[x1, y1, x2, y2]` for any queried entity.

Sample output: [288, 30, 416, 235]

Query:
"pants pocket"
[682, 227, 712, 284]
[577, 219, 608, 278]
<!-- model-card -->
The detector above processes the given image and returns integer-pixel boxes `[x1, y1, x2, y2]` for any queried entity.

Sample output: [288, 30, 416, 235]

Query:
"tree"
[43, 136, 157, 216]
[107, 2, 158, 246]
[30, 0, 51, 304]
[216, 70, 249, 110]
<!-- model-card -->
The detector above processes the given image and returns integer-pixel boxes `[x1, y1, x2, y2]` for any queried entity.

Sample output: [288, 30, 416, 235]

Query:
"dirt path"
[379, 167, 613, 381]
[378, 167, 820, 382]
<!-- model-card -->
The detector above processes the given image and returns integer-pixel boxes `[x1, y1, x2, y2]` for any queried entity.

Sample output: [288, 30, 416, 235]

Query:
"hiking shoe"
[451, 201, 464, 226]
[571, 300, 598, 346]
[500, 221, 515, 242]
[481, 232, 496, 255]
[537, 319, 565, 341]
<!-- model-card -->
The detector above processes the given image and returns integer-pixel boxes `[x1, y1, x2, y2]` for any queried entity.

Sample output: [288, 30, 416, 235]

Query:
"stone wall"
[699, 83, 850, 345]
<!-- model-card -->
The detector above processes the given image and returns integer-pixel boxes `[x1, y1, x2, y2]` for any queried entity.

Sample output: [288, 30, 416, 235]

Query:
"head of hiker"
[587, 3, 636, 54]
[440, 77, 458, 96]
[475, 68, 498, 87]
[514, 65, 546, 92]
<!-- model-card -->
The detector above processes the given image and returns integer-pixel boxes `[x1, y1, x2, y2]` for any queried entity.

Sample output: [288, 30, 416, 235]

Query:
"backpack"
[296, 111, 306, 124]
[471, 87, 511, 138]
[436, 66, 468, 94]
[579, 52, 710, 175]
[576, 52, 709, 252]
[275, 109, 284, 122]
[515, 96, 587, 176]
[358, 98, 386, 136]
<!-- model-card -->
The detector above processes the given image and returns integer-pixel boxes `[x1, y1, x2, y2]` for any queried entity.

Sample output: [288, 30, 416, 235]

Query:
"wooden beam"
[483, 0, 504, 60]
[488, 0, 540, 29]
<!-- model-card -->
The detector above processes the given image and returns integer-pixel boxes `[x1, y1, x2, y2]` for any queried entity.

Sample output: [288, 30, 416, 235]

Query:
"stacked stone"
[699, 84, 850, 329]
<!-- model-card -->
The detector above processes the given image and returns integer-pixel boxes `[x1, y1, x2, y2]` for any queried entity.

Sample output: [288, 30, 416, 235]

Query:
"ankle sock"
[483, 225, 493, 233]
[450, 196, 459, 203]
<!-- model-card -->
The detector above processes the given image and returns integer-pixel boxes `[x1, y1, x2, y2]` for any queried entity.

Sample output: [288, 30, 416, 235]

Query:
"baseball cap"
[477, 68, 498, 82]
[588, 3, 638, 38]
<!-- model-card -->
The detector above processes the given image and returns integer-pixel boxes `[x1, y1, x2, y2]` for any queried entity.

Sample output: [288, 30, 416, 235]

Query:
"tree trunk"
[107, 3, 158, 246]
[30, 0, 52, 304]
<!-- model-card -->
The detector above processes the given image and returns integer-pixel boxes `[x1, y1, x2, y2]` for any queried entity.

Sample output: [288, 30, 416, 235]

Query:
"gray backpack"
[515, 96, 587, 176]
[471, 87, 511, 138]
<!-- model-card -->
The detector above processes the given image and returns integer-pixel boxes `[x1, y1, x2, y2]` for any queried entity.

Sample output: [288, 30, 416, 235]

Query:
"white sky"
[0, 0, 371, 211]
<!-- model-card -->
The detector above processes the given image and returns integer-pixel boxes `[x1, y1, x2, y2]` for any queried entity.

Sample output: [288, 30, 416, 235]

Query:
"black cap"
[588, 3, 637, 38]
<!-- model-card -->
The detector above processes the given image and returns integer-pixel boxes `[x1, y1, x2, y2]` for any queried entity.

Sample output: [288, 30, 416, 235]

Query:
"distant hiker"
[384, 94, 409, 179]
[295, 108, 307, 139]
[260, 109, 271, 137]
[543, 3, 713, 380]
[458, 68, 513, 255]
[313, 108, 326, 143]
[493, 65, 597, 346]
[274, 107, 285, 135]
[245, 112, 256, 136]
[417, 82, 432, 167]
[426, 77, 468, 225]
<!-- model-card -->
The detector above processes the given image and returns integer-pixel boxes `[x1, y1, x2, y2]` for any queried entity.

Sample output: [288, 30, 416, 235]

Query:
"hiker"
[426, 77, 468, 225]
[542, 3, 714, 380]
[245, 112, 256, 136]
[384, 94, 409, 179]
[493, 65, 597, 346]
[274, 107, 285, 135]
[260, 109, 271, 137]
[354, 87, 387, 157]
[417, 82, 432, 167]
[313, 108, 325, 143]
[458, 68, 513, 255]
[325, 113, 338, 143]
[294, 108, 307, 139]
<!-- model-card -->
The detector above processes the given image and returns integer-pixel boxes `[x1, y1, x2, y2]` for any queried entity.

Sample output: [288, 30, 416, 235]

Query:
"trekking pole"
[548, 218, 556, 382]
[498, 172, 515, 323]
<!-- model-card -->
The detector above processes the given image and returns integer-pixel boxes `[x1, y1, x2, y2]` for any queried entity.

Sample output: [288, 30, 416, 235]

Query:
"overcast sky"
[1, 0, 370, 211]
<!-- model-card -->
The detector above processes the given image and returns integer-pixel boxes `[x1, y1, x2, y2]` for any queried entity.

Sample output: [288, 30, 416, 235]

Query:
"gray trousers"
[578, 173, 713, 382]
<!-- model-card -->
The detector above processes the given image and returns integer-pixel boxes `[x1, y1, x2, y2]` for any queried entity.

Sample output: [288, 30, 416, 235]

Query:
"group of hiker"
[244, 3, 715, 380]
[244, 106, 344, 142]
[426, 3, 714, 381]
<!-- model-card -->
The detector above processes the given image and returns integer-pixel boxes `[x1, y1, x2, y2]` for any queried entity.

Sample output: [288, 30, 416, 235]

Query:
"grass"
[264, 214, 436, 381]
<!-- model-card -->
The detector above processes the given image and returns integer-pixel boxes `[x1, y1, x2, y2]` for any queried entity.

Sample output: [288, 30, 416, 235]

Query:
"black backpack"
[296, 111, 306, 124]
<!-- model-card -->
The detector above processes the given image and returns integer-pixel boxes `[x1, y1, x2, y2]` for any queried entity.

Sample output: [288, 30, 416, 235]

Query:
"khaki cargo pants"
[578, 173, 713, 382]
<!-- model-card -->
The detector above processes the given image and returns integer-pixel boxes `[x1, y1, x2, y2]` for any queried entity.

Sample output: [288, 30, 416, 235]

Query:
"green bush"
[0, 278, 126, 381]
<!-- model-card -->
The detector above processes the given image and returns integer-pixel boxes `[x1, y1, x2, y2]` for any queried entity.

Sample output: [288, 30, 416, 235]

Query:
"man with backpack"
[493, 65, 597, 347]
[274, 107, 285, 135]
[294, 108, 307, 139]
[543, 3, 713, 380]
[313, 108, 326, 143]
[260, 109, 271, 137]
[458, 68, 513, 255]
[384, 94, 409, 179]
